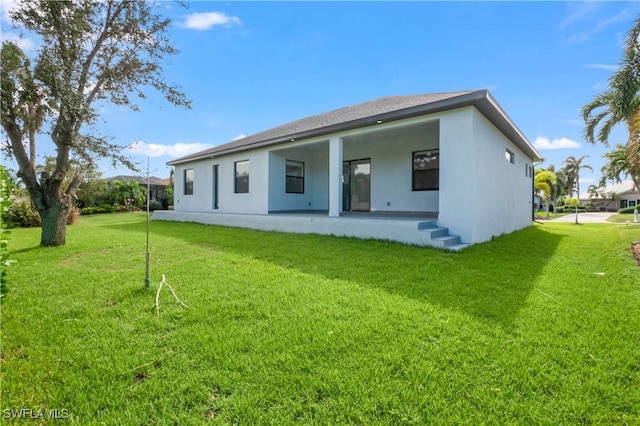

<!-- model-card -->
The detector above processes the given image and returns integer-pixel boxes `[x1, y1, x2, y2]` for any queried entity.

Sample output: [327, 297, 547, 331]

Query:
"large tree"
[582, 17, 640, 197]
[0, 1, 190, 246]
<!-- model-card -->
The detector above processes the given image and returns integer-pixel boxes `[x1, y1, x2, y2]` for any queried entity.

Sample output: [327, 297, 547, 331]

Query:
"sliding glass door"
[342, 159, 370, 212]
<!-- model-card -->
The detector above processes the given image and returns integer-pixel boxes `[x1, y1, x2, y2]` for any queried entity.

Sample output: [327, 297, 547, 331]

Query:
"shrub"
[0, 167, 15, 302]
[80, 204, 116, 215]
[557, 205, 587, 213]
[3, 196, 41, 228]
[67, 205, 80, 225]
[618, 206, 639, 214]
[149, 201, 163, 211]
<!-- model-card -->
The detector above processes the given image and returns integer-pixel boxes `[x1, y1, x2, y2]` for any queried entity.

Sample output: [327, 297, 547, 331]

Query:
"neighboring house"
[580, 180, 640, 211]
[533, 193, 543, 211]
[105, 175, 171, 201]
[156, 90, 542, 249]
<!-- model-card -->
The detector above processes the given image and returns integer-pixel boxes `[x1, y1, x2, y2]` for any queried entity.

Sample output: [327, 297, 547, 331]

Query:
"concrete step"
[417, 221, 439, 230]
[432, 235, 461, 247]
[417, 221, 466, 250]
[418, 226, 449, 238]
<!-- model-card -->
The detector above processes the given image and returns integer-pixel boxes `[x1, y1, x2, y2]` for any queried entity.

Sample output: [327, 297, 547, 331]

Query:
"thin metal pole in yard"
[145, 156, 151, 288]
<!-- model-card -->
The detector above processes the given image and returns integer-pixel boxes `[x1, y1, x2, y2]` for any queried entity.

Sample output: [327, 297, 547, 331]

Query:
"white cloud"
[561, 4, 635, 44]
[2, 1, 38, 52]
[0, 0, 18, 24]
[560, 2, 600, 29]
[586, 63, 618, 71]
[2, 31, 36, 52]
[182, 12, 241, 30]
[125, 141, 214, 158]
[533, 136, 581, 150]
[232, 133, 248, 141]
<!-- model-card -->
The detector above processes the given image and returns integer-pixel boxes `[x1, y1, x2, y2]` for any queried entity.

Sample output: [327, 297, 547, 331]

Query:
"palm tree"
[110, 180, 146, 211]
[534, 169, 557, 217]
[605, 191, 621, 211]
[582, 17, 640, 190]
[600, 143, 640, 198]
[587, 184, 603, 200]
[563, 155, 592, 198]
[1, 43, 54, 175]
[546, 164, 567, 213]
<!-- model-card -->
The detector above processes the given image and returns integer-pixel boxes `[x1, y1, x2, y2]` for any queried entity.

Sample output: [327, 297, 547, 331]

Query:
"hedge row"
[618, 206, 639, 214]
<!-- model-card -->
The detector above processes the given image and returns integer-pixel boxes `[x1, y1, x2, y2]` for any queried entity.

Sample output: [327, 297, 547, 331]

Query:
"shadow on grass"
[10, 245, 42, 255]
[107, 219, 564, 327]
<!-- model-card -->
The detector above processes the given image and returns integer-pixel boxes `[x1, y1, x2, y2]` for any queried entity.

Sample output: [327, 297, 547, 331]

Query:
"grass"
[534, 210, 571, 219]
[2, 213, 639, 424]
[607, 212, 637, 224]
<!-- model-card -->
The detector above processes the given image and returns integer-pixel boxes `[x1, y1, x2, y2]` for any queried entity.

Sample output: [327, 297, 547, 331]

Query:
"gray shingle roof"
[169, 90, 540, 165]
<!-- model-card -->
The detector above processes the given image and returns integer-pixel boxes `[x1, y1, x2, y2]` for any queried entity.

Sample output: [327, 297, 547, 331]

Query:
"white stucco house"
[155, 90, 542, 250]
[580, 180, 640, 211]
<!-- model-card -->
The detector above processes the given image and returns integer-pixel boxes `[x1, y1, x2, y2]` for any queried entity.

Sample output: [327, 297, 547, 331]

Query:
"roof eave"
[475, 92, 542, 162]
[168, 90, 542, 166]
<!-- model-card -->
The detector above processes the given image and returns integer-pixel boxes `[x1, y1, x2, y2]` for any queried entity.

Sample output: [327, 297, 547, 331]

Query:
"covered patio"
[152, 210, 467, 250]
[266, 119, 441, 217]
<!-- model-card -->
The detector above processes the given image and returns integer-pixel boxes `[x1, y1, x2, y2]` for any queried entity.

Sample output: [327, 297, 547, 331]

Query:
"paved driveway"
[548, 212, 616, 223]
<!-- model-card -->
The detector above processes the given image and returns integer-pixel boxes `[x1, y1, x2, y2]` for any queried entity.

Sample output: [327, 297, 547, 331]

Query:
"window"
[212, 165, 219, 209]
[285, 160, 304, 193]
[184, 169, 193, 195]
[529, 165, 533, 178]
[235, 160, 249, 193]
[505, 149, 515, 164]
[412, 150, 439, 191]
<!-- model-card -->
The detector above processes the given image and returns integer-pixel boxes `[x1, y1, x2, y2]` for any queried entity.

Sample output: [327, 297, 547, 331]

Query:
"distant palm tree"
[547, 164, 567, 213]
[534, 169, 557, 217]
[587, 184, 603, 200]
[600, 143, 640, 197]
[605, 191, 622, 211]
[563, 155, 592, 198]
[110, 180, 146, 210]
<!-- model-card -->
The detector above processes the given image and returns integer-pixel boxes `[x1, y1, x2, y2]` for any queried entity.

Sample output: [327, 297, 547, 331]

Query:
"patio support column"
[329, 136, 343, 217]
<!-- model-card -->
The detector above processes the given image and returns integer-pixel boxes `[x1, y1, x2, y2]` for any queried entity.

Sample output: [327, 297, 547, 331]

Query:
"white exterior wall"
[173, 160, 211, 212]
[438, 108, 475, 243]
[174, 150, 270, 214]
[469, 108, 532, 242]
[438, 107, 533, 244]
[171, 106, 536, 246]
[342, 125, 439, 212]
[620, 192, 640, 208]
[268, 145, 329, 212]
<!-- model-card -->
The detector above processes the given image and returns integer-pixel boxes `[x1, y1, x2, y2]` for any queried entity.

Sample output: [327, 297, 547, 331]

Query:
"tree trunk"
[39, 201, 69, 247]
[545, 198, 550, 217]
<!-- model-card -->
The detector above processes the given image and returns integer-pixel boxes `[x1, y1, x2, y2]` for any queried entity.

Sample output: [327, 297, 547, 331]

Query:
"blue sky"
[2, 1, 639, 195]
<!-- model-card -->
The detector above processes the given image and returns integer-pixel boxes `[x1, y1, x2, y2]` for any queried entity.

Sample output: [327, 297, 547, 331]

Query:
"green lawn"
[2, 213, 639, 424]
[607, 212, 637, 223]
